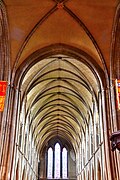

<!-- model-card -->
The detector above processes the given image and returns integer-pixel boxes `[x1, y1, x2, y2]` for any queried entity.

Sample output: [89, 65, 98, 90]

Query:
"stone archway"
[5, 44, 113, 180]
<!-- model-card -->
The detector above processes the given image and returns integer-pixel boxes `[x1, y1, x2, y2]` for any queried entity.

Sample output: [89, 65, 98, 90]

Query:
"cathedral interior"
[0, 0, 120, 180]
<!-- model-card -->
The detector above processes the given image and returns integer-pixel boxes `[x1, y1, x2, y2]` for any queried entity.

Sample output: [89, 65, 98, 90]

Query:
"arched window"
[62, 147, 68, 178]
[47, 147, 53, 179]
[55, 143, 60, 178]
[47, 142, 68, 179]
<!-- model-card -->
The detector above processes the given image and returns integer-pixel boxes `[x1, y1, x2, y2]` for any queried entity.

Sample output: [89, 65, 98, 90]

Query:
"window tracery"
[47, 142, 68, 179]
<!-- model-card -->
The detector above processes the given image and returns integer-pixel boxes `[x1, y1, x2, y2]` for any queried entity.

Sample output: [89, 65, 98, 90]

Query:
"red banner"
[0, 81, 8, 112]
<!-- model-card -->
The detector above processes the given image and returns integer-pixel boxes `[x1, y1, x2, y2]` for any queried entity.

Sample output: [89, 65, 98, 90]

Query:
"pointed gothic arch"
[1, 1, 120, 180]
[7, 44, 113, 180]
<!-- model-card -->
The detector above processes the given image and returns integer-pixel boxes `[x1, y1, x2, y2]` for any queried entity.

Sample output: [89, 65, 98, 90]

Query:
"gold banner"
[0, 96, 5, 111]
[115, 79, 120, 110]
[0, 81, 7, 112]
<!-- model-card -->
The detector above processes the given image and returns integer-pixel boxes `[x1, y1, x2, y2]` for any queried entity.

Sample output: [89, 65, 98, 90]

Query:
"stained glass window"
[47, 147, 53, 179]
[47, 142, 68, 179]
[62, 148, 67, 178]
[54, 143, 60, 178]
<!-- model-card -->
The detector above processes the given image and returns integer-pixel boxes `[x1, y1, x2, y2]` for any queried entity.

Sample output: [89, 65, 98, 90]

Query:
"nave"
[0, 1, 120, 180]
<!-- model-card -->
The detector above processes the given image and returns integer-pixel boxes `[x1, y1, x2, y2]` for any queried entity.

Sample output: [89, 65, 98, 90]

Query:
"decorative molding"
[57, 2, 64, 9]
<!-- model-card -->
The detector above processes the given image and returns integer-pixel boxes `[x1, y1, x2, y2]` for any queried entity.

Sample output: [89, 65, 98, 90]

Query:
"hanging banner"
[115, 79, 120, 110]
[0, 81, 8, 112]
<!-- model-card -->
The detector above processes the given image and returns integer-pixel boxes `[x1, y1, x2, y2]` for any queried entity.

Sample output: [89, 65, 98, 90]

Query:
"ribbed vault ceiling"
[21, 54, 100, 153]
[4, 0, 116, 153]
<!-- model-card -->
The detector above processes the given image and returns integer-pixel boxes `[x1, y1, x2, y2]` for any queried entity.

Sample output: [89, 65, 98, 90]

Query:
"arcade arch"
[10, 45, 108, 180]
